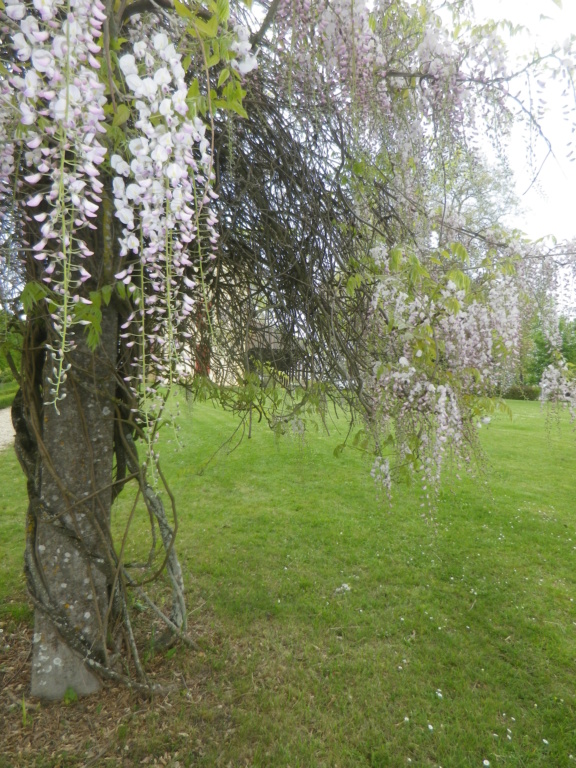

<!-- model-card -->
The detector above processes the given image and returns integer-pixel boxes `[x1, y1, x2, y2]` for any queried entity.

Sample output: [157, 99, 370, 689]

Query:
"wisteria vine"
[1, 0, 575, 696]
[366, 245, 521, 501]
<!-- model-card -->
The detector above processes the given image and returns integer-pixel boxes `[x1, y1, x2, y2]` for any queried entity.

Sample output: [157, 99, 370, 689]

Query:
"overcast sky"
[474, 0, 576, 242]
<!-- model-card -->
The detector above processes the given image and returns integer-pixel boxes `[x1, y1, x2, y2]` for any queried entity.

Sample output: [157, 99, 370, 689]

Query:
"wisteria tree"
[0, 0, 575, 699]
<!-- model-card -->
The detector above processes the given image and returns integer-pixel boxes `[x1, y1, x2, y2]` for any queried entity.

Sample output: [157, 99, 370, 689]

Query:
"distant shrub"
[0, 369, 16, 384]
[503, 384, 541, 401]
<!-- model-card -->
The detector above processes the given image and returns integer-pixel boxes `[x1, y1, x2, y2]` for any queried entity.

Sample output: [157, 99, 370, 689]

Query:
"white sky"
[475, 0, 576, 242]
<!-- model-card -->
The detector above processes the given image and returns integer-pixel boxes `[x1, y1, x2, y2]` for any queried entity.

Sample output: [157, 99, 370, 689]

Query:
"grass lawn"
[1, 399, 576, 766]
[0, 380, 18, 410]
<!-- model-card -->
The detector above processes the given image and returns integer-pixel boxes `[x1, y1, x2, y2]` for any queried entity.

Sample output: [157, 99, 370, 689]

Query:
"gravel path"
[0, 407, 15, 452]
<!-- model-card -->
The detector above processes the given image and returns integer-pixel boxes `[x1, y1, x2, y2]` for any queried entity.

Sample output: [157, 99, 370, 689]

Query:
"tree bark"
[24, 307, 118, 699]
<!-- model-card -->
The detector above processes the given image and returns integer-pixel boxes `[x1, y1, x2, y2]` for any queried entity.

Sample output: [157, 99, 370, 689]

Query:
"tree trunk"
[22, 307, 118, 699]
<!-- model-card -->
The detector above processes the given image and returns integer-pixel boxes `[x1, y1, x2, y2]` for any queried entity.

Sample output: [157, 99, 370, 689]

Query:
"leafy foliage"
[524, 316, 576, 385]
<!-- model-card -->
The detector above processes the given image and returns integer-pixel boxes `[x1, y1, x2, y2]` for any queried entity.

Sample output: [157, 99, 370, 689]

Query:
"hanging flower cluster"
[269, 0, 519, 153]
[366, 247, 521, 498]
[0, 78, 16, 200]
[2, 0, 244, 408]
[5, 0, 108, 401]
[8, 0, 108, 237]
[229, 23, 258, 75]
[368, 358, 474, 499]
[110, 29, 221, 401]
[539, 317, 576, 424]
[274, 0, 390, 114]
[540, 363, 575, 410]
[439, 277, 520, 390]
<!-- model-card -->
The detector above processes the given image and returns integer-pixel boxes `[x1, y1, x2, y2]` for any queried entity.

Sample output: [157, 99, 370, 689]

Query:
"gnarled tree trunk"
[14, 306, 118, 699]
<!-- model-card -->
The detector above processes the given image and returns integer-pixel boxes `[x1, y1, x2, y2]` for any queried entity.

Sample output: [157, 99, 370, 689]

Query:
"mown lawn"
[0, 380, 18, 410]
[1, 399, 576, 767]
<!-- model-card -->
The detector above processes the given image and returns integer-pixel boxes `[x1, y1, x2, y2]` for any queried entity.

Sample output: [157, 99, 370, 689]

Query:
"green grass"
[2, 399, 576, 766]
[0, 381, 17, 409]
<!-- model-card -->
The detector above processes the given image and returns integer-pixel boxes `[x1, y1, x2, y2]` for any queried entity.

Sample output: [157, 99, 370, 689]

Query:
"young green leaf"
[218, 68, 230, 87]
[112, 104, 131, 127]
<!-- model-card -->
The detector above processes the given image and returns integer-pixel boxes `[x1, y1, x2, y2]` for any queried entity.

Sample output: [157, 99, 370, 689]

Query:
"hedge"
[502, 384, 541, 401]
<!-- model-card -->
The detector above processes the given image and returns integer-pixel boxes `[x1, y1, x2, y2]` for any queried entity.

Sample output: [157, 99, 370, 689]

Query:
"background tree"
[523, 315, 576, 385]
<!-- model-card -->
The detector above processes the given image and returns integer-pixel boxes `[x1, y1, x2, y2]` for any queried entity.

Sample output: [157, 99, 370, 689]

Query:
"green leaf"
[112, 104, 131, 127]
[333, 444, 345, 458]
[206, 40, 222, 67]
[346, 274, 362, 296]
[226, 100, 248, 118]
[408, 253, 428, 283]
[352, 429, 366, 447]
[193, 95, 208, 116]
[216, 0, 229, 21]
[389, 247, 402, 272]
[109, 36, 126, 51]
[446, 269, 471, 292]
[86, 326, 102, 351]
[174, 0, 193, 17]
[218, 68, 230, 87]
[191, 13, 219, 38]
[187, 79, 200, 99]
[73, 301, 102, 348]
[20, 282, 48, 313]
[63, 687, 78, 706]
[101, 285, 113, 306]
[450, 242, 469, 263]
[444, 296, 461, 315]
